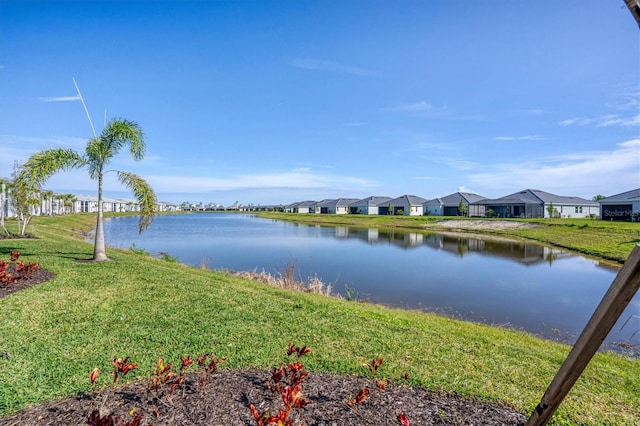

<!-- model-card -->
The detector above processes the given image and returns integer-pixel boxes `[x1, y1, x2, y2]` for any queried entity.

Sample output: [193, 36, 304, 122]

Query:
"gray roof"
[480, 189, 597, 206]
[315, 199, 337, 208]
[599, 188, 640, 203]
[335, 198, 359, 207]
[315, 198, 360, 208]
[381, 194, 428, 206]
[349, 196, 393, 206]
[423, 197, 443, 205]
[438, 192, 486, 205]
[288, 200, 317, 208]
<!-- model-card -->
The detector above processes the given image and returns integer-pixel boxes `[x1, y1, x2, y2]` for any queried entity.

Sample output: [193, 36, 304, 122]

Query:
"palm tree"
[42, 190, 54, 216]
[18, 118, 157, 261]
[58, 193, 77, 214]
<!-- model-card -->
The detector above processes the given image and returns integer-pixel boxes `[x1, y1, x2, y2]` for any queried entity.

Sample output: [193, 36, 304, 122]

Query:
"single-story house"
[472, 189, 599, 218]
[378, 195, 427, 216]
[423, 192, 486, 216]
[315, 198, 359, 214]
[348, 196, 392, 215]
[313, 199, 335, 214]
[287, 200, 316, 214]
[598, 188, 640, 221]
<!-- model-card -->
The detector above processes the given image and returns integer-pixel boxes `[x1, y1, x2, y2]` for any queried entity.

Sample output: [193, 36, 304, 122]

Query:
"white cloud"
[469, 139, 640, 197]
[558, 114, 639, 127]
[456, 186, 477, 194]
[344, 122, 369, 127]
[289, 58, 380, 77]
[392, 101, 432, 112]
[558, 117, 581, 126]
[435, 157, 478, 170]
[412, 176, 432, 180]
[596, 114, 640, 127]
[145, 169, 377, 193]
[38, 96, 81, 102]
[495, 135, 545, 141]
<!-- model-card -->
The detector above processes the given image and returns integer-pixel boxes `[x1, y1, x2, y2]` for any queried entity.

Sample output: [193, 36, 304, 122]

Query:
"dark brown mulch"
[0, 267, 57, 299]
[0, 369, 526, 425]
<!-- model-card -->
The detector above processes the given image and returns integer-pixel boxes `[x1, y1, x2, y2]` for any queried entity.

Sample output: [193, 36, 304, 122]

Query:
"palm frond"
[117, 171, 157, 233]
[18, 148, 85, 188]
[85, 137, 109, 179]
[101, 118, 145, 161]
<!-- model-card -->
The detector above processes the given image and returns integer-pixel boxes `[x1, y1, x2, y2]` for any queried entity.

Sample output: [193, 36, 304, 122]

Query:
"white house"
[348, 196, 392, 215]
[473, 189, 599, 218]
[379, 195, 427, 216]
[423, 192, 486, 216]
[315, 198, 359, 214]
[288, 200, 316, 214]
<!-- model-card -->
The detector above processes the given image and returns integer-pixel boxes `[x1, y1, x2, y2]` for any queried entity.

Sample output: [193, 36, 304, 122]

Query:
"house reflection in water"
[332, 226, 572, 266]
[422, 235, 570, 266]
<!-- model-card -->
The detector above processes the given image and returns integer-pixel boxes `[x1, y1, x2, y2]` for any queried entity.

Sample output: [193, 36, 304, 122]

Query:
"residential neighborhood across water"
[2, 187, 639, 222]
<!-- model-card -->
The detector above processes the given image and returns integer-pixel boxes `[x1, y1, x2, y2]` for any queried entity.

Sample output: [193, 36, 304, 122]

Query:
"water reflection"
[319, 225, 619, 271]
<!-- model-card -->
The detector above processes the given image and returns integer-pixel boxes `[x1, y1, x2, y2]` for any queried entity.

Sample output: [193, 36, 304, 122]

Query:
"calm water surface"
[103, 213, 639, 352]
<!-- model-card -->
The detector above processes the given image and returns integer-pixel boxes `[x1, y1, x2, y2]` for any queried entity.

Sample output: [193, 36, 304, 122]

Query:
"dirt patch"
[434, 220, 537, 231]
[0, 369, 526, 425]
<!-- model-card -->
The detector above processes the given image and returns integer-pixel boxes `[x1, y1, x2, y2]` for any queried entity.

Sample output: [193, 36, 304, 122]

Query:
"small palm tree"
[42, 190, 54, 216]
[19, 118, 157, 261]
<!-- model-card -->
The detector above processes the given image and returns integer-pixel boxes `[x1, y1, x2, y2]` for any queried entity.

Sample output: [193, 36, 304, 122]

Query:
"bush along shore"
[0, 214, 638, 424]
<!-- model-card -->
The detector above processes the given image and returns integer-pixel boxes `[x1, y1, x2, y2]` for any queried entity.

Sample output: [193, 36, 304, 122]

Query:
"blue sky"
[1, 1, 638, 206]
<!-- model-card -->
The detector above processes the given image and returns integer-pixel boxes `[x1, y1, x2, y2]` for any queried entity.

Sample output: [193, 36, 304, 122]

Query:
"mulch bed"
[0, 369, 526, 425]
[0, 267, 57, 299]
[0, 261, 527, 425]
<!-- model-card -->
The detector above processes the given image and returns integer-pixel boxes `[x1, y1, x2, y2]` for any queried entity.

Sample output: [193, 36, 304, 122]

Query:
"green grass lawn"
[0, 214, 638, 424]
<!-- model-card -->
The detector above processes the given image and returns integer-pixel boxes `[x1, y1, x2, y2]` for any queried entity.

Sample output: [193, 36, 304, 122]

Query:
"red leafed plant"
[287, 343, 311, 358]
[112, 357, 138, 384]
[0, 251, 40, 285]
[88, 409, 143, 426]
[90, 368, 100, 385]
[148, 356, 184, 398]
[347, 387, 370, 408]
[88, 358, 144, 425]
[397, 412, 410, 426]
[347, 357, 386, 411]
[250, 344, 313, 426]
[363, 357, 383, 377]
[196, 352, 226, 392]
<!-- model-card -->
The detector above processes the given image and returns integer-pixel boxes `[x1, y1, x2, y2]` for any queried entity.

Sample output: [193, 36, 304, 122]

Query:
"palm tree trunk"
[93, 173, 109, 261]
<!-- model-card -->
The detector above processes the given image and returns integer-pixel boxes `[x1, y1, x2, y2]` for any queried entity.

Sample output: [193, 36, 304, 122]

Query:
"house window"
[575, 206, 579, 213]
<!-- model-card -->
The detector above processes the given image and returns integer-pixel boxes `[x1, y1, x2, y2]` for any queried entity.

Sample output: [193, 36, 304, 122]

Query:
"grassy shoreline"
[0, 214, 638, 424]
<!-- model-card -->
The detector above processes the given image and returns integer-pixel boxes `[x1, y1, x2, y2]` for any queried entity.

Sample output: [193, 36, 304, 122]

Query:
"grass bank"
[257, 212, 640, 264]
[0, 214, 638, 424]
